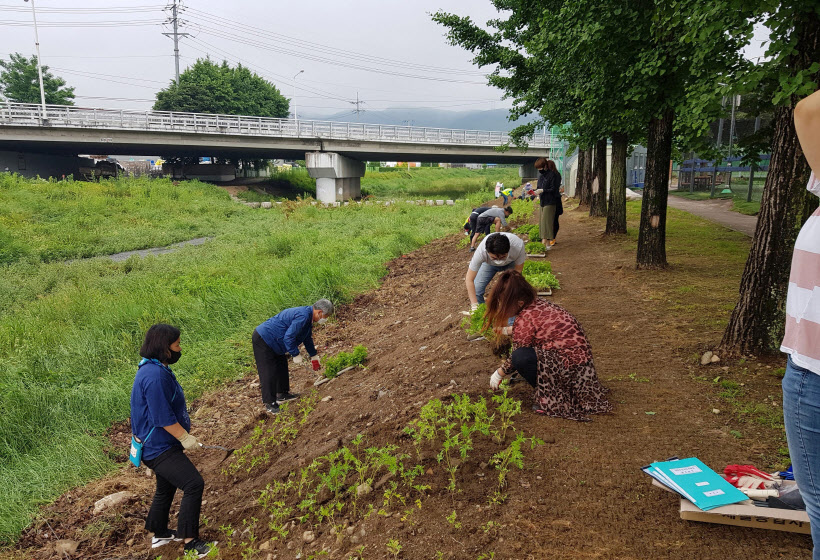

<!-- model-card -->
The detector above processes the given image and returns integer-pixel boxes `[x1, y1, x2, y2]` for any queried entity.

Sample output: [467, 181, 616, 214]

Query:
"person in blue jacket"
[253, 299, 334, 414]
[130, 324, 214, 558]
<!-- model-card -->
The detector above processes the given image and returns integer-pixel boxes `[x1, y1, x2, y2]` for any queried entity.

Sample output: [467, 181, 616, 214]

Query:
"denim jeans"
[474, 262, 514, 304]
[782, 356, 820, 559]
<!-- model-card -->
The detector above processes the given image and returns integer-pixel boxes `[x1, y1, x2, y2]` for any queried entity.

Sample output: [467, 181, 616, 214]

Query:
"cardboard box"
[652, 479, 811, 534]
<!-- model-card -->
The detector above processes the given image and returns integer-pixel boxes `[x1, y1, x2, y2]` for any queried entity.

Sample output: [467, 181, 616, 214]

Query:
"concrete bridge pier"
[519, 162, 538, 185]
[306, 152, 365, 203]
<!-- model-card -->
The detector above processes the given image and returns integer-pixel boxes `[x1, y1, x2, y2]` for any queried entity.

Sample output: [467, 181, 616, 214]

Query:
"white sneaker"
[151, 530, 182, 548]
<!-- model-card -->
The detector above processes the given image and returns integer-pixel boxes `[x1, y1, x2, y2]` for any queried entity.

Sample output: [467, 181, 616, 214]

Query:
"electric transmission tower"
[350, 93, 366, 120]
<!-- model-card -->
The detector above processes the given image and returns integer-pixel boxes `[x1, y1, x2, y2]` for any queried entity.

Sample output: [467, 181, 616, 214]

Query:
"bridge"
[0, 102, 565, 201]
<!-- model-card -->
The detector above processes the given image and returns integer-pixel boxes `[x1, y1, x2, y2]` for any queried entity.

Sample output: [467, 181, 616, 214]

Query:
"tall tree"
[721, 3, 820, 354]
[575, 148, 588, 204]
[0, 53, 74, 105]
[590, 138, 608, 217]
[606, 132, 629, 234]
[154, 58, 289, 118]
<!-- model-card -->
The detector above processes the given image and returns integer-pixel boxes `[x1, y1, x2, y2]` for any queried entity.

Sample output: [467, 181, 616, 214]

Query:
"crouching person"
[484, 271, 613, 421]
[252, 299, 333, 414]
[130, 324, 215, 558]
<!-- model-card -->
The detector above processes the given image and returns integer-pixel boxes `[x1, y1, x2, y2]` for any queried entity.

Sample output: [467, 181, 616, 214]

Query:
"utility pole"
[710, 95, 727, 198]
[727, 94, 740, 192]
[746, 115, 762, 203]
[163, 0, 188, 85]
[24, 0, 47, 120]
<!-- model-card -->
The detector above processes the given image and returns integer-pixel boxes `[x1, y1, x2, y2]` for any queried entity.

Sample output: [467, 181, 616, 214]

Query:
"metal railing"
[0, 102, 555, 149]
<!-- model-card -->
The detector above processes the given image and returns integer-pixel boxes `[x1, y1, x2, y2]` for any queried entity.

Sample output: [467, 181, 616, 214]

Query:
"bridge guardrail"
[0, 102, 556, 149]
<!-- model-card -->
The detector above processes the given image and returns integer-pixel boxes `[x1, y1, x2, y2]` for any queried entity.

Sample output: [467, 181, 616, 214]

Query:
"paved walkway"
[667, 194, 757, 236]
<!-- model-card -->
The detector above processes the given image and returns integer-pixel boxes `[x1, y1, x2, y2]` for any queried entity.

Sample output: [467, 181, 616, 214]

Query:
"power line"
[0, 20, 165, 27]
[184, 7, 486, 77]
[188, 23, 487, 85]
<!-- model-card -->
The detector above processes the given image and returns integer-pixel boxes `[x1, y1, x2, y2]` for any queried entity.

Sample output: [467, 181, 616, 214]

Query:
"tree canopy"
[0, 53, 74, 105]
[154, 58, 289, 118]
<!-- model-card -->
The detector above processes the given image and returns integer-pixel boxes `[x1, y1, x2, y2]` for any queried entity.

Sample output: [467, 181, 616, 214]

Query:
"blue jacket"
[256, 305, 317, 357]
[130, 359, 190, 461]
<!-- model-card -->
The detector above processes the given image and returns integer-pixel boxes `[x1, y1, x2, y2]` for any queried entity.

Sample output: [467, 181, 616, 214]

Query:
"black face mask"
[167, 350, 182, 365]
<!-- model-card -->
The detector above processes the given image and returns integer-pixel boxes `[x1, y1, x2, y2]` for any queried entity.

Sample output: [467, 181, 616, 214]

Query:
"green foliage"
[0, 177, 478, 543]
[460, 303, 493, 339]
[154, 58, 288, 117]
[322, 345, 368, 379]
[490, 431, 544, 504]
[0, 52, 74, 105]
[361, 167, 518, 200]
[0, 173, 236, 265]
[386, 538, 402, 558]
[522, 260, 559, 290]
[525, 242, 545, 255]
[514, 223, 540, 241]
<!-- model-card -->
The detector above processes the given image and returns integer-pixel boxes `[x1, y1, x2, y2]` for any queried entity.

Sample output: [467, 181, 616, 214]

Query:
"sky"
[1, 1, 769, 119]
[0, 0, 514, 117]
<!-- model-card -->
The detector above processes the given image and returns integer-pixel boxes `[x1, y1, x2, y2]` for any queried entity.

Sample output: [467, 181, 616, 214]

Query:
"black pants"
[143, 447, 204, 539]
[476, 216, 494, 236]
[252, 329, 289, 404]
[511, 347, 538, 387]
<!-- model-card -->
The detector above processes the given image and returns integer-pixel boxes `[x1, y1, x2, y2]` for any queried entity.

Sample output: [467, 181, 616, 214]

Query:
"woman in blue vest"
[130, 324, 214, 558]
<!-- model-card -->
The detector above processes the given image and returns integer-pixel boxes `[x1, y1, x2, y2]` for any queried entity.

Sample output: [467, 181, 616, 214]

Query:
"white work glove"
[177, 431, 200, 451]
[292, 355, 303, 364]
[500, 326, 513, 336]
[534, 189, 543, 194]
[490, 369, 506, 390]
[470, 303, 479, 312]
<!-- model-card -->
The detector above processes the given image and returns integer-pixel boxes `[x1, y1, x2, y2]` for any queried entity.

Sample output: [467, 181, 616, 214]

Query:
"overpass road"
[0, 102, 567, 201]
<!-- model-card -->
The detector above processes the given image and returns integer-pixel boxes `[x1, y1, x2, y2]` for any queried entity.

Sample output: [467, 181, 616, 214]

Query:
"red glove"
[311, 358, 321, 371]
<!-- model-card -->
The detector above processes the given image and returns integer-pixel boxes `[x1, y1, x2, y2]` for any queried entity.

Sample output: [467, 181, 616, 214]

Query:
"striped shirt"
[782, 172, 820, 374]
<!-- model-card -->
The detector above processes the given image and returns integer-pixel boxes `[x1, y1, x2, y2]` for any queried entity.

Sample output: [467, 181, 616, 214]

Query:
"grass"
[0, 172, 499, 544]
[0, 174, 240, 265]
[361, 167, 520, 200]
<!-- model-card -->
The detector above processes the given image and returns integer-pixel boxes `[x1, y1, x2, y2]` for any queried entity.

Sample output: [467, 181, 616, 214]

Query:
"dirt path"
[13, 203, 805, 560]
[668, 194, 758, 236]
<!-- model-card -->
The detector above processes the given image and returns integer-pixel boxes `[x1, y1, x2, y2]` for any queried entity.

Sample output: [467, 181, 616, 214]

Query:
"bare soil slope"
[11, 203, 805, 560]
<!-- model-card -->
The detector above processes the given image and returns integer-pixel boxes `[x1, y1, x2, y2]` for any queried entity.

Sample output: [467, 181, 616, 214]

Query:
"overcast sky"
[1, 1, 768, 118]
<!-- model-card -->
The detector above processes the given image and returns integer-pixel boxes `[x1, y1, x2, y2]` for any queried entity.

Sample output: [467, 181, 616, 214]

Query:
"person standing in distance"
[253, 299, 333, 414]
[782, 88, 820, 560]
[130, 324, 215, 558]
[536, 157, 561, 250]
[465, 232, 526, 310]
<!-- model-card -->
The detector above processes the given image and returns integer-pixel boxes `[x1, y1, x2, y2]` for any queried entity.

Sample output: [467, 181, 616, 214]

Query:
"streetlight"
[24, 0, 47, 120]
[291, 70, 304, 119]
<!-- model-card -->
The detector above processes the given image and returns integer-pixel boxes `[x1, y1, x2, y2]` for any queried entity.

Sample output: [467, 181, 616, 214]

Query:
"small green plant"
[477, 553, 496, 560]
[514, 223, 540, 241]
[522, 260, 552, 275]
[525, 241, 546, 254]
[349, 545, 366, 559]
[323, 345, 368, 378]
[446, 510, 462, 529]
[524, 271, 560, 290]
[491, 383, 522, 442]
[386, 538, 403, 558]
[490, 431, 544, 504]
[460, 303, 493, 339]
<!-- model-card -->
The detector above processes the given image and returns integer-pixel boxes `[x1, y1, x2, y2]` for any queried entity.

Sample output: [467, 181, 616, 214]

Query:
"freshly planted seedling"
[323, 345, 368, 378]
[490, 431, 544, 504]
[522, 260, 552, 275]
[386, 538, 403, 559]
[460, 303, 493, 339]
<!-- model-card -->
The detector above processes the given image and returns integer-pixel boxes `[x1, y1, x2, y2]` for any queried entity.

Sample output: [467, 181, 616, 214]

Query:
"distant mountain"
[301, 107, 537, 132]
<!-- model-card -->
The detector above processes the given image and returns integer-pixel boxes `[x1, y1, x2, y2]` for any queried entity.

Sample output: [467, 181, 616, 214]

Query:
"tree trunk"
[606, 131, 628, 234]
[579, 148, 593, 207]
[590, 139, 608, 217]
[575, 148, 587, 202]
[636, 109, 674, 268]
[720, 10, 820, 355]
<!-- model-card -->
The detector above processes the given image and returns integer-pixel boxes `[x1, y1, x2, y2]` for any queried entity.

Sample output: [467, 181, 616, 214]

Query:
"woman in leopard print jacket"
[485, 270, 613, 421]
